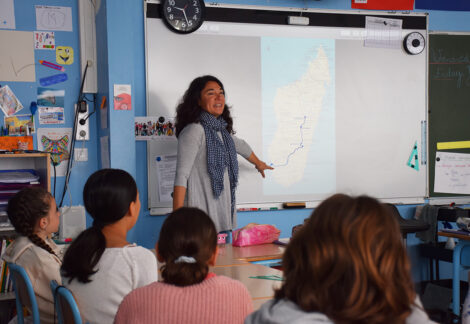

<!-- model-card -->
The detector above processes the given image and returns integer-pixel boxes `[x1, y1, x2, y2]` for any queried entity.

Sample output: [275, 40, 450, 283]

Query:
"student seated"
[246, 194, 437, 324]
[60, 169, 158, 324]
[114, 207, 253, 324]
[2, 187, 62, 324]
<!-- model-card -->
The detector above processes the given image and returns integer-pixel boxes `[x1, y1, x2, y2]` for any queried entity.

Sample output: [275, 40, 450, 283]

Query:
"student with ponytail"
[61, 169, 158, 324]
[2, 187, 62, 324]
[114, 207, 253, 324]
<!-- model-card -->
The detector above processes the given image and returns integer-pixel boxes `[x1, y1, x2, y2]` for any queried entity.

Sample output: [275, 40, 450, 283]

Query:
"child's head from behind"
[7, 187, 59, 255]
[83, 168, 139, 228]
[158, 207, 217, 287]
[277, 194, 415, 324]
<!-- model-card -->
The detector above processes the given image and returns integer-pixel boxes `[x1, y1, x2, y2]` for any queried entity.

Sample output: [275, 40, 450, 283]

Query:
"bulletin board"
[145, 3, 428, 214]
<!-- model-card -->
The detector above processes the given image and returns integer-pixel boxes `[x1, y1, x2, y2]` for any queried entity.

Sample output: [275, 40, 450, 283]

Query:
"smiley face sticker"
[56, 46, 74, 65]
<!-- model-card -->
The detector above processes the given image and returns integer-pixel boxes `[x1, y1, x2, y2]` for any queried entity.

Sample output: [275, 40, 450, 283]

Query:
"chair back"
[50, 280, 83, 324]
[7, 262, 40, 324]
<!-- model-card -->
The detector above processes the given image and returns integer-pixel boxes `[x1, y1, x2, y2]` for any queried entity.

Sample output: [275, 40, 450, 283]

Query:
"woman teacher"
[173, 75, 273, 232]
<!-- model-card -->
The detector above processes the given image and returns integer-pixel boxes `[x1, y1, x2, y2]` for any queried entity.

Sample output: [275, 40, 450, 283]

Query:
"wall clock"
[161, 0, 205, 34]
[403, 32, 425, 55]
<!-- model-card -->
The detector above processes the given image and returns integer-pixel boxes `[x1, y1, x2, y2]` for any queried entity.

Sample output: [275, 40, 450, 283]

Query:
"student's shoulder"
[213, 275, 250, 292]
[122, 245, 157, 264]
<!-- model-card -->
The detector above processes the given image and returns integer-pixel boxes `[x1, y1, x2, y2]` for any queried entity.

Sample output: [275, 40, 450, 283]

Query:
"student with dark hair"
[173, 75, 272, 233]
[61, 169, 158, 324]
[2, 187, 62, 324]
[114, 207, 253, 324]
[246, 194, 436, 324]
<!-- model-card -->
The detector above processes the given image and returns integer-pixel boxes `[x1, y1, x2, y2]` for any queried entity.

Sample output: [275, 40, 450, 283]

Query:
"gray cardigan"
[174, 123, 252, 232]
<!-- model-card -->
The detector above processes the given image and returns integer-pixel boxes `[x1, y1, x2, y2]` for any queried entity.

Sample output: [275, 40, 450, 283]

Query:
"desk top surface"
[211, 263, 283, 300]
[215, 243, 285, 267]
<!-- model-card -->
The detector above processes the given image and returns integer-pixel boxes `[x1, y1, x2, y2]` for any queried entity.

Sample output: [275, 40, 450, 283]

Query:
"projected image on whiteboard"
[262, 37, 335, 195]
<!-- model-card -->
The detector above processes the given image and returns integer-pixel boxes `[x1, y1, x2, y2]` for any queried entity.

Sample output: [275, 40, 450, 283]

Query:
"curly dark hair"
[175, 75, 234, 137]
[7, 187, 57, 256]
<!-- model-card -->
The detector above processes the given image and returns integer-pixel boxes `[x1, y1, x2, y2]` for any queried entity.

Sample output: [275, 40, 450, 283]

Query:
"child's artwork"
[0, 85, 24, 116]
[37, 128, 72, 177]
[34, 31, 55, 50]
[56, 46, 74, 65]
[114, 84, 132, 110]
[4, 114, 35, 134]
[37, 87, 65, 107]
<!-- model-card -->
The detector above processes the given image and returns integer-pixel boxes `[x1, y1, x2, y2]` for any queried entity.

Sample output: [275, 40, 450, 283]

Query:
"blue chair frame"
[50, 280, 83, 324]
[7, 263, 40, 324]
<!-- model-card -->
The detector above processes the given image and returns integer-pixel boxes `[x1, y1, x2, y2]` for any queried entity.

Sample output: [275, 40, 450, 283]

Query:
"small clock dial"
[403, 32, 425, 55]
[161, 0, 205, 34]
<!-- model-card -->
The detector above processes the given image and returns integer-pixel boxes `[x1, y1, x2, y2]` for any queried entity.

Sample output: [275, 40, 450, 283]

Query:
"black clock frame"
[160, 0, 206, 34]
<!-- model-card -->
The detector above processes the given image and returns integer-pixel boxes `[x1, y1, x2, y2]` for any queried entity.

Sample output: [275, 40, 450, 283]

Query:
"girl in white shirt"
[60, 169, 158, 324]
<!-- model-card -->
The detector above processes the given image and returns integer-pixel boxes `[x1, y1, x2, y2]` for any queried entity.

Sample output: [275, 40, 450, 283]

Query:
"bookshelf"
[0, 153, 51, 320]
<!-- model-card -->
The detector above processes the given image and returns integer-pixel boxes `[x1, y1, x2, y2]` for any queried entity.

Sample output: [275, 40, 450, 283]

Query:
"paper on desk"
[155, 155, 176, 203]
[434, 152, 470, 194]
[364, 16, 402, 49]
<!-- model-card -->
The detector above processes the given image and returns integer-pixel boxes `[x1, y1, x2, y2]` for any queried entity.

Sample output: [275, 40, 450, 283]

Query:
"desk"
[211, 264, 283, 310]
[437, 231, 470, 318]
[215, 243, 285, 267]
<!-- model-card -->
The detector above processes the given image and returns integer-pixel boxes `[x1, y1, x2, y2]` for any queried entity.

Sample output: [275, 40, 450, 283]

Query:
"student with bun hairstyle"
[114, 207, 253, 324]
[61, 169, 158, 324]
[246, 194, 436, 324]
[2, 187, 62, 324]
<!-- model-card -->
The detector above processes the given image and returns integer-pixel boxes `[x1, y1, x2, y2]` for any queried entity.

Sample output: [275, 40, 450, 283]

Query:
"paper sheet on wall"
[434, 152, 470, 194]
[100, 136, 110, 169]
[35, 6, 72, 32]
[155, 155, 177, 202]
[364, 16, 402, 49]
[37, 128, 72, 177]
[0, 0, 16, 29]
[0, 30, 35, 82]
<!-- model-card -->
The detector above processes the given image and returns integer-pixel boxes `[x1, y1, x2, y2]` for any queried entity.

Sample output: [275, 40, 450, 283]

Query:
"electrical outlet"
[76, 102, 90, 140]
[74, 148, 88, 161]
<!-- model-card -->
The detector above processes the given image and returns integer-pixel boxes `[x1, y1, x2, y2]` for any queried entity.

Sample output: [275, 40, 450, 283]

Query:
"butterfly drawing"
[41, 135, 70, 165]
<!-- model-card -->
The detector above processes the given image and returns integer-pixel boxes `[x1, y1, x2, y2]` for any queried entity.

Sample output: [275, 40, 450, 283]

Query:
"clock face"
[403, 32, 425, 55]
[161, 0, 205, 34]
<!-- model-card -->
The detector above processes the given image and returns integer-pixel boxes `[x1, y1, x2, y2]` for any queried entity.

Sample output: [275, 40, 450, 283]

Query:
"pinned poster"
[35, 6, 72, 32]
[352, 0, 414, 10]
[407, 141, 419, 171]
[435, 152, 470, 194]
[34, 31, 55, 50]
[37, 128, 72, 177]
[56, 46, 74, 65]
[0, 85, 24, 116]
[0, 0, 16, 29]
[114, 84, 132, 110]
[415, 0, 470, 11]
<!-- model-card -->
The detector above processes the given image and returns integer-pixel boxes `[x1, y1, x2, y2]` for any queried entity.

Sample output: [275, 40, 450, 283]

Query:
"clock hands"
[173, 5, 190, 25]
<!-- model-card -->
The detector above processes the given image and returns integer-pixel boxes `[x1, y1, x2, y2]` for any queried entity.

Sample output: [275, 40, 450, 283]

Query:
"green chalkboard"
[429, 33, 470, 197]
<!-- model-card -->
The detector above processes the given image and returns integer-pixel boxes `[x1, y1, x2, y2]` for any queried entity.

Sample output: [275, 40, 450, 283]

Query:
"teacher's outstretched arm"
[173, 186, 187, 211]
[247, 152, 274, 178]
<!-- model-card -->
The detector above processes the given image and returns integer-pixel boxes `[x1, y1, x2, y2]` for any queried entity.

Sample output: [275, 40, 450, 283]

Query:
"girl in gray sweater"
[246, 194, 436, 324]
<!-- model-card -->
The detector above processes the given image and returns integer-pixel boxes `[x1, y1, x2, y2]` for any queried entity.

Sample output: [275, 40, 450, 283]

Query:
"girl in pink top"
[114, 207, 253, 324]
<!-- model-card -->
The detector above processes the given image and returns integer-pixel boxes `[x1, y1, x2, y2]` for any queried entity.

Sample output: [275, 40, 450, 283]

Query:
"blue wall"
[4, 0, 470, 283]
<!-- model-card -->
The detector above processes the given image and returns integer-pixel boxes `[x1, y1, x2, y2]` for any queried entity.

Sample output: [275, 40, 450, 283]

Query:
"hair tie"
[174, 256, 196, 264]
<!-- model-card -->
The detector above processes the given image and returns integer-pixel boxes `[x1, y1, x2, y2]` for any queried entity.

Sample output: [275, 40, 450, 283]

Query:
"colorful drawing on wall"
[0, 85, 24, 116]
[37, 87, 65, 107]
[34, 31, 55, 50]
[113, 84, 132, 110]
[37, 128, 72, 177]
[0, 136, 33, 151]
[41, 135, 69, 164]
[4, 114, 35, 134]
[56, 46, 74, 65]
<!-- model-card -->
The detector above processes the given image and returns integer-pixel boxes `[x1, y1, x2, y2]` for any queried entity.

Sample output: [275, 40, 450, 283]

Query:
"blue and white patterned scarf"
[199, 111, 238, 216]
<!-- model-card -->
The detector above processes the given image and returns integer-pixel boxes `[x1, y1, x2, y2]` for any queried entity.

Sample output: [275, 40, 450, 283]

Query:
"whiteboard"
[145, 4, 428, 214]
